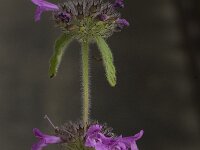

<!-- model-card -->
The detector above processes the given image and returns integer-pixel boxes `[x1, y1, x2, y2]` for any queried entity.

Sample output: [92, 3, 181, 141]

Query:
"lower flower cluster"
[32, 122, 143, 150]
[85, 125, 143, 150]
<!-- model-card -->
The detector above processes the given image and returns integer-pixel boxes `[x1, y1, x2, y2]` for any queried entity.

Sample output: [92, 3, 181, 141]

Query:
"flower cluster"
[85, 125, 144, 150]
[31, 0, 129, 40]
[32, 121, 88, 150]
[31, 123, 143, 150]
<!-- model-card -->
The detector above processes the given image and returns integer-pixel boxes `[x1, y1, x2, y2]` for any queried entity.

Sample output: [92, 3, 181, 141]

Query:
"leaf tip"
[108, 78, 117, 87]
[110, 82, 116, 87]
[49, 71, 56, 79]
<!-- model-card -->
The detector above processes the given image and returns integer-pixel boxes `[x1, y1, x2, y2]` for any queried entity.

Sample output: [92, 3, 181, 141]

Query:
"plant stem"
[81, 40, 90, 130]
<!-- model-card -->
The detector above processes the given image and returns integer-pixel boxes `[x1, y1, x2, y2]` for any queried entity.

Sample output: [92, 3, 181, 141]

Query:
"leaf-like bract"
[96, 36, 116, 87]
[49, 34, 72, 78]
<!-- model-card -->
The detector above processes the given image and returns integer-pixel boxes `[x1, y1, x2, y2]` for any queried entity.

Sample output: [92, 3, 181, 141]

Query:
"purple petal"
[34, 7, 43, 22]
[31, 0, 59, 9]
[85, 125, 114, 149]
[98, 14, 109, 21]
[32, 139, 47, 150]
[31, 0, 59, 21]
[115, 130, 144, 150]
[57, 12, 71, 22]
[32, 128, 62, 150]
[133, 130, 144, 141]
[86, 135, 110, 150]
[44, 135, 62, 144]
[113, 0, 124, 8]
[33, 128, 62, 144]
[95, 143, 109, 150]
[130, 141, 139, 150]
[110, 141, 127, 150]
[116, 18, 130, 27]
[85, 133, 109, 147]
[33, 128, 45, 138]
[86, 124, 103, 136]
[122, 130, 144, 142]
[85, 125, 143, 150]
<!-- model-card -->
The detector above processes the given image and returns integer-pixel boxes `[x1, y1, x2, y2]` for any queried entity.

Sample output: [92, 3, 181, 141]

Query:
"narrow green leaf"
[96, 36, 116, 87]
[49, 34, 72, 78]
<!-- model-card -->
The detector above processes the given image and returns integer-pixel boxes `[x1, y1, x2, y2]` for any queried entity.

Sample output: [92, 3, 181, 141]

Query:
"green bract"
[49, 34, 72, 78]
[49, 33, 116, 87]
[96, 36, 116, 87]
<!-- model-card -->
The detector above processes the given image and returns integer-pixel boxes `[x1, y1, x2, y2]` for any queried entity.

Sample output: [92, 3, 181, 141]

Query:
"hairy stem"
[81, 40, 90, 129]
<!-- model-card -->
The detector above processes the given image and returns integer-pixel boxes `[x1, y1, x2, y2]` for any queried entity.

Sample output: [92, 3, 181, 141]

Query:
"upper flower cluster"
[31, 0, 129, 40]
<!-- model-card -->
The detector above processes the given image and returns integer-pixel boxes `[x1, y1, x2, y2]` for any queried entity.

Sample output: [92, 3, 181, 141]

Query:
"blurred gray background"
[0, 0, 200, 149]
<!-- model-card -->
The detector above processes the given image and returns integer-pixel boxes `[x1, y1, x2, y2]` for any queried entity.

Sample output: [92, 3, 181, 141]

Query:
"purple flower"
[32, 128, 62, 150]
[111, 130, 144, 150]
[116, 18, 130, 29]
[98, 14, 109, 21]
[85, 125, 113, 149]
[113, 0, 125, 8]
[115, 18, 130, 31]
[86, 124, 102, 135]
[31, 0, 59, 21]
[57, 12, 71, 23]
[85, 124, 144, 150]
[109, 140, 127, 150]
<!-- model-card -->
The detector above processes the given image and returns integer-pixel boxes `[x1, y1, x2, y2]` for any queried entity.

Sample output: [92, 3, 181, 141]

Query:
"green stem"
[81, 40, 90, 129]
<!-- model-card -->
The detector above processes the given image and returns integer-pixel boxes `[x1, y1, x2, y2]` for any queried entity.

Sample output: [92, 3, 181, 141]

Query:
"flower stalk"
[81, 40, 90, 129]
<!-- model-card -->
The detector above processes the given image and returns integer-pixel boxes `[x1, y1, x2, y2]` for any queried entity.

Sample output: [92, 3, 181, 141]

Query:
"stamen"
[44, 115, 75, 137]
[44, 115, 57, 129]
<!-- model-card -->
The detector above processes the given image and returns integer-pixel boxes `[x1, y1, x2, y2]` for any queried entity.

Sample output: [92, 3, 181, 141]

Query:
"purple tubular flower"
[85, 125, 112, 149]
[57, 12, 71, 23]
[98, 14, 109, 21]
[31, 0, 59, 21]
[86, 124, 102, 135]
[116, 18, 130, 29]
[109, 140, 127, 150]
[113, 0, 125, 8]
[85, 125, 143, 150]
[112, 130, 144, 150]
[32, 128, 62, 150]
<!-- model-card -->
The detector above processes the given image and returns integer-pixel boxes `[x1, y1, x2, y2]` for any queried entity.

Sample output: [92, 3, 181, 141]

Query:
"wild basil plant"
[30, 0, 143, 150]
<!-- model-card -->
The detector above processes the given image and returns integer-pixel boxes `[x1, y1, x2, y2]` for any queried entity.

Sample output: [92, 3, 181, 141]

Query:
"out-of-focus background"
[0, 0, 199, 149]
